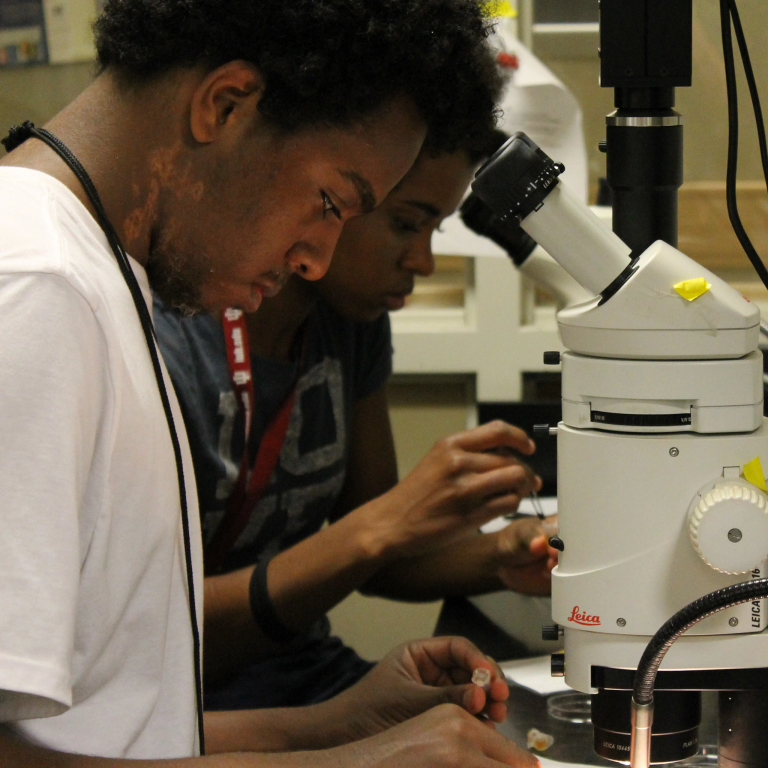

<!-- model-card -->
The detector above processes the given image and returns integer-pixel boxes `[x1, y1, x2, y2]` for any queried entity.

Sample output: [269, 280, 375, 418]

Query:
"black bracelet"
[249, 557, 300, 643]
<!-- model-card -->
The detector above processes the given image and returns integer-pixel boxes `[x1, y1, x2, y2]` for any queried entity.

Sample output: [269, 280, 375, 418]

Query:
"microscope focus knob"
[550, 653, 565, 677]
[542, 624, 563, 641]
[689, 481, 768, 575]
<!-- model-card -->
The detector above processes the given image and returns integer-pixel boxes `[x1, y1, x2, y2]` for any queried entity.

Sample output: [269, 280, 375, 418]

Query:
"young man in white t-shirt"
[0, 1, 539, 767]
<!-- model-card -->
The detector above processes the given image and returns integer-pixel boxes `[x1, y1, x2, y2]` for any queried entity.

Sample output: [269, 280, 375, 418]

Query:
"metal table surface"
[497, 684, 719, 766]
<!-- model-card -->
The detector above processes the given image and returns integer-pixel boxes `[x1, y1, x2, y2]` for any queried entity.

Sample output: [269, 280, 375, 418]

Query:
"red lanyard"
[204, 308, 300, 575]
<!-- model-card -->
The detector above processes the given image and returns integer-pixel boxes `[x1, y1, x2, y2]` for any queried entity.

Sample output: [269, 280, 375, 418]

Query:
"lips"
[388, 280, 414, 300]
[385, 292, 409, 311]
[257, 282, 281, 299]
[246, 285, 263, 312]
[253, 273, 288, 300]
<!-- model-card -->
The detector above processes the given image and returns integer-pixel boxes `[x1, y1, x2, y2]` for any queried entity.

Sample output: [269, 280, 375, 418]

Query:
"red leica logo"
[568, 606, 601, 626]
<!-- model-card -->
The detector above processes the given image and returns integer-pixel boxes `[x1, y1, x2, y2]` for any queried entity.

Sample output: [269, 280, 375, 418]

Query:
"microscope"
[468, 1, 768, 765]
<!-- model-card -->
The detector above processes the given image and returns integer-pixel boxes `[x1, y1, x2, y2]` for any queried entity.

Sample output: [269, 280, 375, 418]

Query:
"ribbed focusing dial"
[689, 481, 768, 575]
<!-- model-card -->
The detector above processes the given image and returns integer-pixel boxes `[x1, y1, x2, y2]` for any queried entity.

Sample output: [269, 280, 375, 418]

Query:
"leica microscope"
[467, 1, 768, 765]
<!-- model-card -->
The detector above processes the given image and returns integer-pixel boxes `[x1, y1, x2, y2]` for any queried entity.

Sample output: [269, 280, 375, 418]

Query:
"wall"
[0, 0, 98, 137]
[0, 62, 93, 135]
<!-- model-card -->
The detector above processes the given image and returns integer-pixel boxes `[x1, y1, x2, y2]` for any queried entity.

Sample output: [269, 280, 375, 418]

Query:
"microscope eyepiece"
[471, 131, 565, 224]
[471, 131, 632, 297]
[459, 192, 538, 266]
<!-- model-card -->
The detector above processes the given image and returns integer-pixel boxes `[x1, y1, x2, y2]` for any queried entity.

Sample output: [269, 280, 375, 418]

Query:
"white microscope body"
[520, 178, 768, 693]
[471, 130, 768, 760]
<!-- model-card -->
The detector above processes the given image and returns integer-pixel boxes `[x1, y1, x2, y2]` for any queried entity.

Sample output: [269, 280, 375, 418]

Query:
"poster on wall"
[42, 0, 98, 64]
[0, 0, 99, 67]
[0, 0, 48, 66]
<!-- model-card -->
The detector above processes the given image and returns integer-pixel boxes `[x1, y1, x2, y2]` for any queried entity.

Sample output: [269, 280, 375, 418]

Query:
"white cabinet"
[391, 251, 564, 403]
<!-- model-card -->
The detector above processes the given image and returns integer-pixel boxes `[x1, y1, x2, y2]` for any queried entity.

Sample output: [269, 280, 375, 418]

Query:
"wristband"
[249, 557, 299, 643]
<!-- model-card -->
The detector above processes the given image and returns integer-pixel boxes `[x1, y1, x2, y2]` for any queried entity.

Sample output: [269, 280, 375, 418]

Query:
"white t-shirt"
[0, 167, 203, 758]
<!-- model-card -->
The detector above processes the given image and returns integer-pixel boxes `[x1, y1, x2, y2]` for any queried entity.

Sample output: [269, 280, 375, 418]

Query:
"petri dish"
[674, 745, 718, 766]
[546, 691, 593, 724]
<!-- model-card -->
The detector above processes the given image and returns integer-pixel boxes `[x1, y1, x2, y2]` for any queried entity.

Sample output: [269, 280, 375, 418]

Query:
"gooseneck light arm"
[630, 578, 768, 768]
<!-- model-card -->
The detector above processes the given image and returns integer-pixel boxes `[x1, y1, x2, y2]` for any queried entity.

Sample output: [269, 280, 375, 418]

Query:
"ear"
[189, 61, 266, 145]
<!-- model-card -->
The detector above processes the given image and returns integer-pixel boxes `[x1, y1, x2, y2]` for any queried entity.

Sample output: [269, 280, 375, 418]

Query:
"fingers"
[457, 451, 529, 473]
[471, 489, 537, 522]
[485, 736, 542, 768]
[462, 463, 542, 504]
[486, 699, 509, 724]
[351, 705, 539, 768]
[413, 636, 504, 681]
[444, 465, 542, 522]
[449, 420, 536, 457]
[496, 526, 557, 590]
[497, 561, 553, 595]
[454, 683, 509, 723]
[458, 713, 540, 768]
[489, 734, 541, 768]
[529, 534, 558, 561]
[527, 530, 559, 573]
[459, 681, 487, 714]
[434, 672, 508, 721]
[415, 705, 541, 768]
[498, 517, 547, 555]
[409, 637, 509, 703]
[517, 517, 549, 546]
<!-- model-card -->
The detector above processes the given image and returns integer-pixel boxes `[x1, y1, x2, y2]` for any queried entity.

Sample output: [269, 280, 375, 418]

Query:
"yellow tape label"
[482, 1, 517, 17]
[743, 456, 768, 492]
[674, 278, 712, 301]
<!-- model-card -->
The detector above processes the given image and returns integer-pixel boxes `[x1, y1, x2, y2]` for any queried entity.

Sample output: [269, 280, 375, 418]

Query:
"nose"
[400, 234, 435, 277]
[286, 226, 340, 281]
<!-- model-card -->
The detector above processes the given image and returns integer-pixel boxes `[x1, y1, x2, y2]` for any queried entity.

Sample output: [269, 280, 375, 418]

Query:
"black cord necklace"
[1, 121, 205, 755]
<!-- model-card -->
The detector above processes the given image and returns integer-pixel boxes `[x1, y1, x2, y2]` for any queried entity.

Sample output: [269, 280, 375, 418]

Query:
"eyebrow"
[341, 171, 377, 214]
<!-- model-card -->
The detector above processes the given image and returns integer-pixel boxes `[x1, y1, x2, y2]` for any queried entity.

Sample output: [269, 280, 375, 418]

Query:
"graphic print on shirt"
[215, 390, 240, 500]
[210, 357, 347, 559]
[281, 358, 345, 475]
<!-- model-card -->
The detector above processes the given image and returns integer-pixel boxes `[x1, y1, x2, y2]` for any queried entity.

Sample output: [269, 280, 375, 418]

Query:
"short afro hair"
[94, 0, 502, 154]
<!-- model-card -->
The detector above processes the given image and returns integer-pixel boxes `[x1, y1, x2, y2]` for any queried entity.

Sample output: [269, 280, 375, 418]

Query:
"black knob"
[533, 424, 550, 437]
[542, 624, 562, 641]
[543, 351, 561, 365]
[551, 653, 565, 677]
[598, 139, 608, 153]
[549, 535, 564, 552]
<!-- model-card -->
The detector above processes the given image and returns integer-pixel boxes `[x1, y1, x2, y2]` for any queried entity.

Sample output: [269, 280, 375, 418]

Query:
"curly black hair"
[94, 0, 502, 154]
[464, 126, 510, 164]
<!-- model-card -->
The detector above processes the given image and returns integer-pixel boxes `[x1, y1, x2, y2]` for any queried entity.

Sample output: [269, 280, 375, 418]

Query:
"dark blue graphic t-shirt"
[154, 298, 391, 708]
